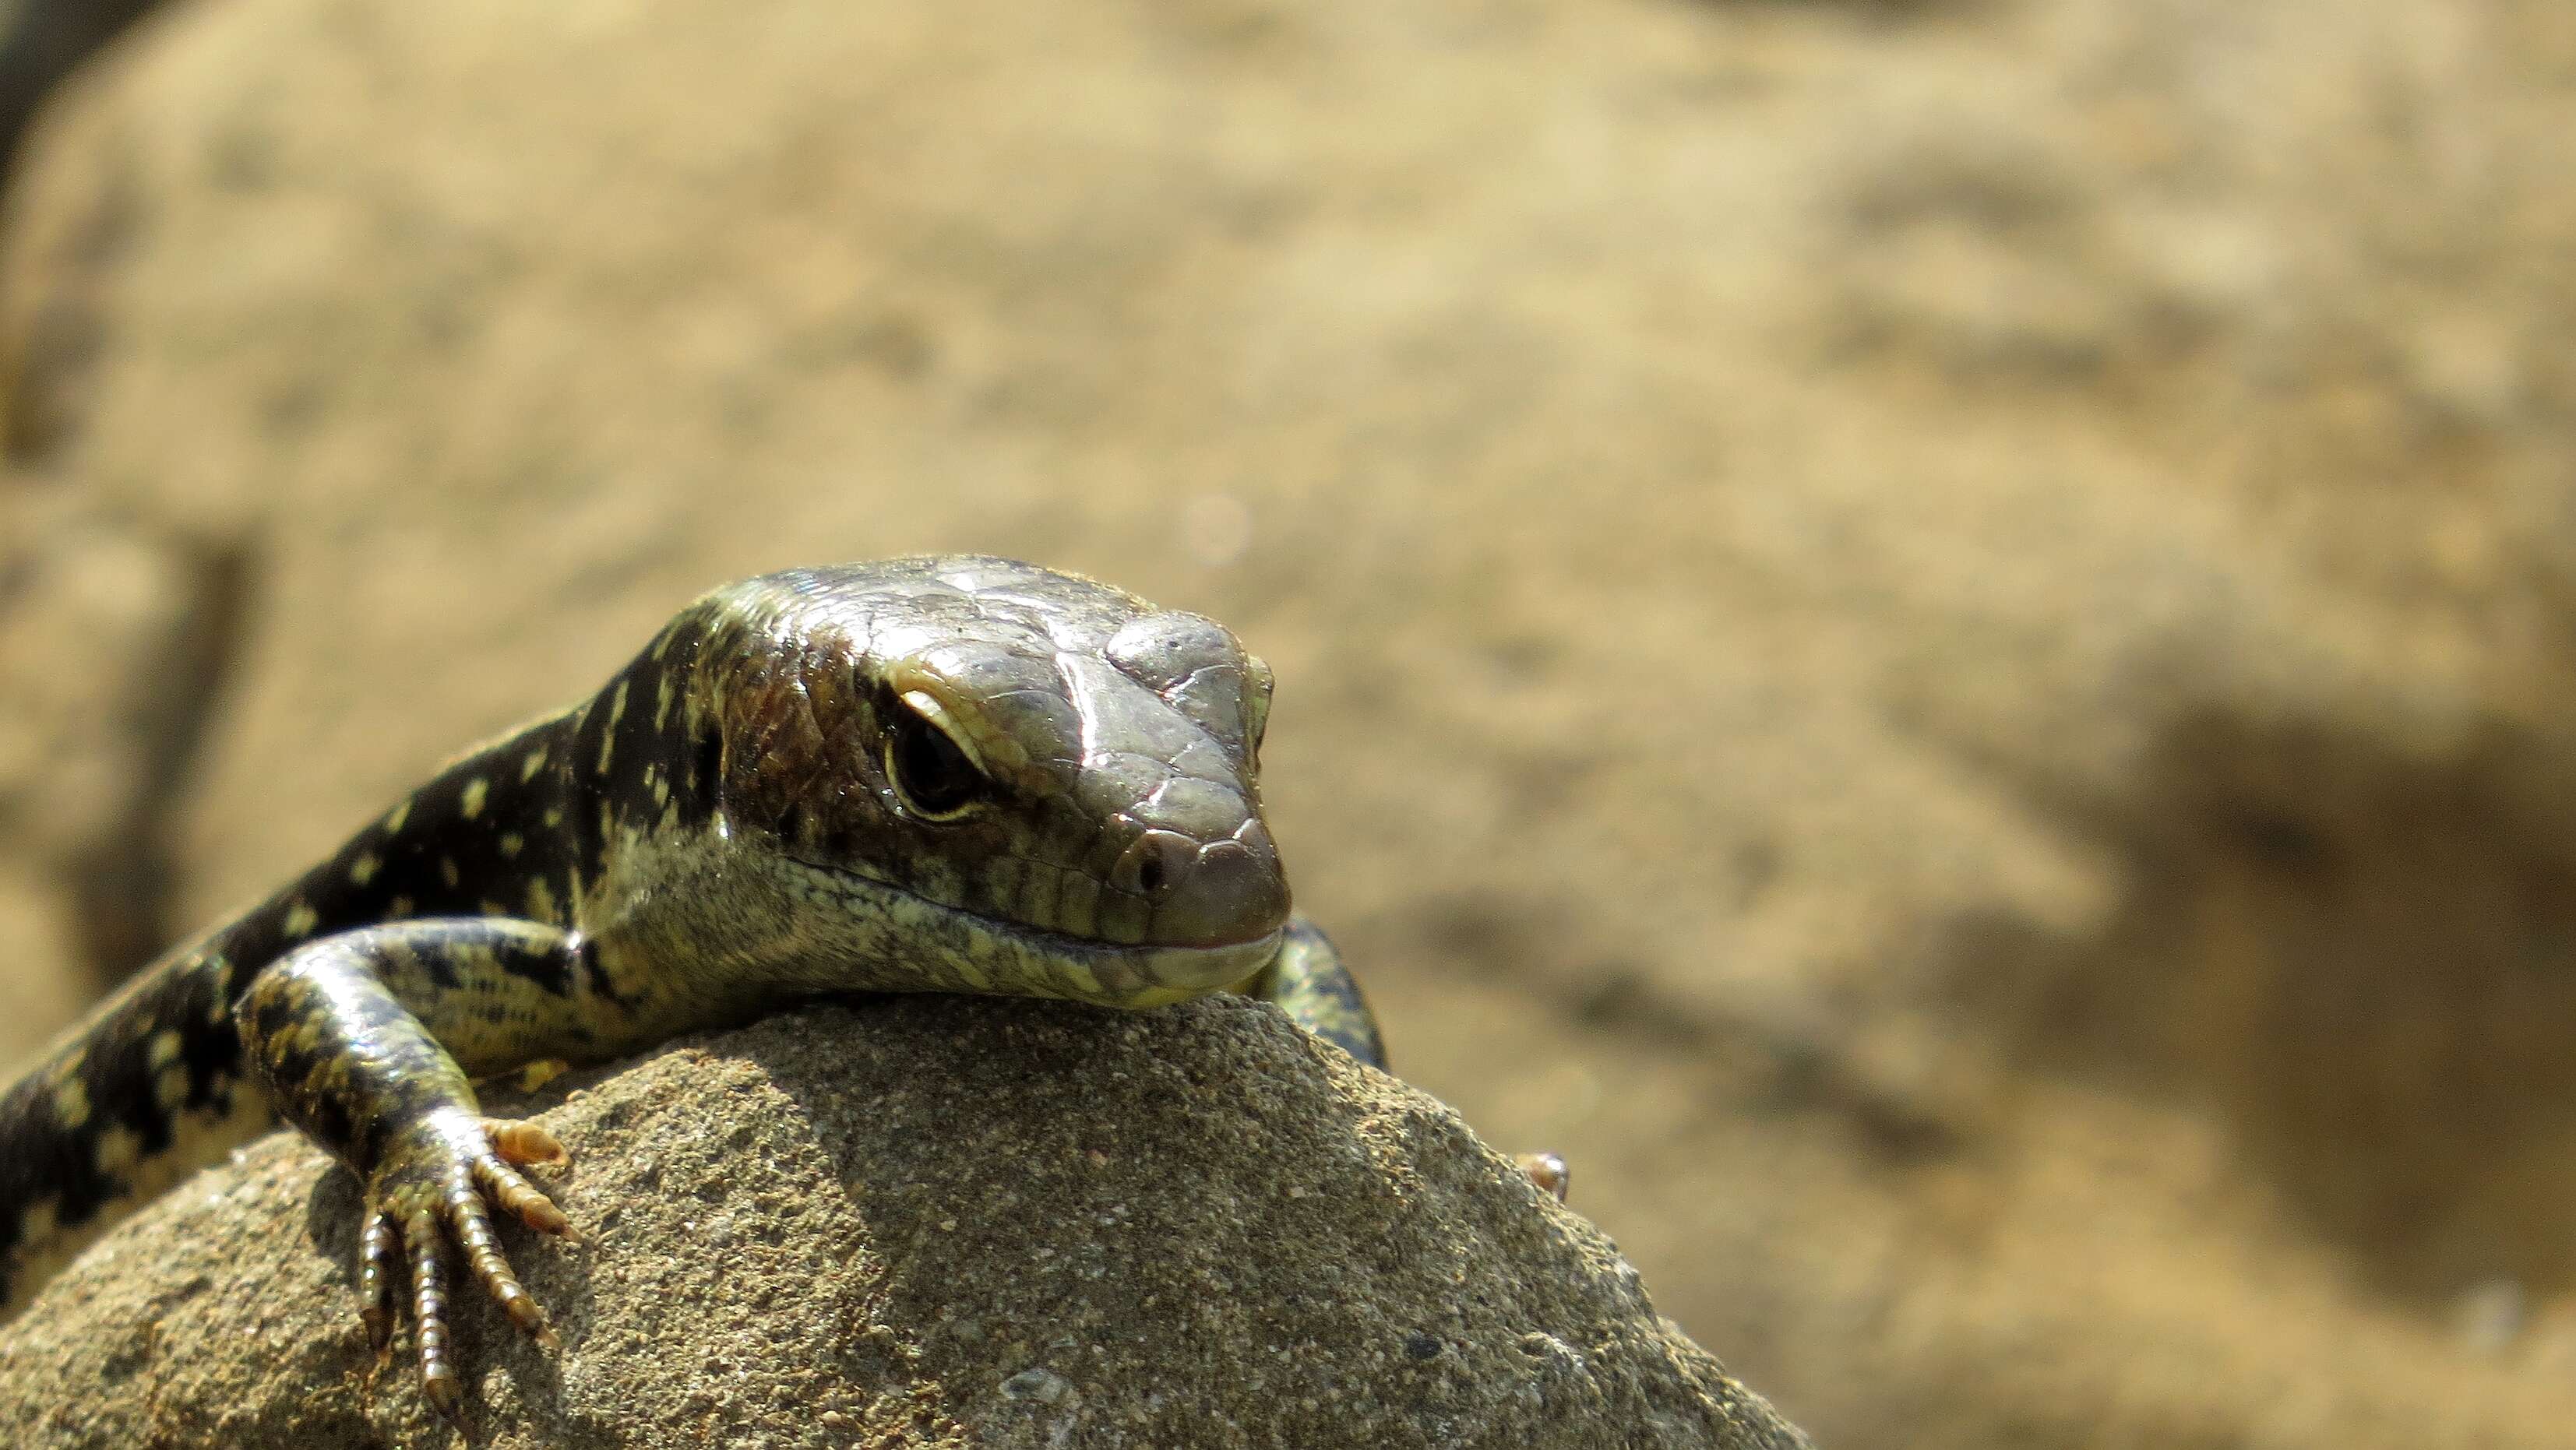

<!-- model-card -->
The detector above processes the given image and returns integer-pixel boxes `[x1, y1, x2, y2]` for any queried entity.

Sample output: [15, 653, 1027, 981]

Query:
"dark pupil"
[893, 712, 980, 815]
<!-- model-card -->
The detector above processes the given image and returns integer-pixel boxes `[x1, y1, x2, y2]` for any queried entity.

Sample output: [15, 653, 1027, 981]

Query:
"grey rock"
[0, 994, 1809, 1449]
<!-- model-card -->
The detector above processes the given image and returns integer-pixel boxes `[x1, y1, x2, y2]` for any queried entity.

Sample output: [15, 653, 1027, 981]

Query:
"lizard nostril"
[1117, 829, 1197, 899]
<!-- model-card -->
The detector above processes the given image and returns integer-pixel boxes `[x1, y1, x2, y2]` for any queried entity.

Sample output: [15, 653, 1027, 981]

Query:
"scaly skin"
[0, 556, 1397, 1416]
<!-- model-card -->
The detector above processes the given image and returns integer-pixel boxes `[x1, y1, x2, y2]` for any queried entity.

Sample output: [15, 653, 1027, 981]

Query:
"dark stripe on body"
[573, 621, 721, 856]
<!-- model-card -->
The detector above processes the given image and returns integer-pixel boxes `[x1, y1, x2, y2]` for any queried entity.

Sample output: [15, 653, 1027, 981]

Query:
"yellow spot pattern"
[94, 1124, 142, 1177]
[351, 852, 382, 887]
[462, 777, 490, 820]
[282, 902, 319, 939]
[19, 1198, 58, 1252]
[510, 1059, 569, 1093]
[597, 681, 630, 775]
[203, 956, 233, 1022]
[53, 1079, 90, 1130]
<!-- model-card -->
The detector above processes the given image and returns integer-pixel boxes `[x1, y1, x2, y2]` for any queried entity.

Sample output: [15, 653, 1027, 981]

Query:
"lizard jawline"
[777, 856, 1283, 1008]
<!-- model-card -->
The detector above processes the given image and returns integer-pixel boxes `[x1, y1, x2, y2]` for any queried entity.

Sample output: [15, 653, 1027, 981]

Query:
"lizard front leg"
[234, 917, 607, 1415]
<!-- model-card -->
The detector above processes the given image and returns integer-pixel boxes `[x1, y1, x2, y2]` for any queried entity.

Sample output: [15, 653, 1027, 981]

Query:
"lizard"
[0, 554, 1563, 1417]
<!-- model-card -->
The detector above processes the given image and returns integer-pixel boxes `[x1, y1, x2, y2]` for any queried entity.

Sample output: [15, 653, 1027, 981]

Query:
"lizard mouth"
[1015, 921, 1288, 1005]
[784, 855, 1285, 1007]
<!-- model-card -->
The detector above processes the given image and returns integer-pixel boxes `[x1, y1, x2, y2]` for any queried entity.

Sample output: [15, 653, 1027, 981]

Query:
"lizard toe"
[450, 1166, 559, 1346]
[471, 1134, 574, 1239]
[398, 1206, 463, 1417]
[357, 1209, 400, 1350]
[485, 1117, 569, 1168]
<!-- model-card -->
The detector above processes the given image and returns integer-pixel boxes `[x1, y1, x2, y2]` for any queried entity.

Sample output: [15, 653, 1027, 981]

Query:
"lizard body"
[0, 556, 1384, 1411]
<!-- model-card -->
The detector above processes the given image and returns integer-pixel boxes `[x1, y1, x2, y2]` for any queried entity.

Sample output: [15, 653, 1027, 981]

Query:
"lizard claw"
[358, 1110, 576, 1409]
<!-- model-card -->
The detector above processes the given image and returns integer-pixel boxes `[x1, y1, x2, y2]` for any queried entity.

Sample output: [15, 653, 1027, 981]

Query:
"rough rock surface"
[0, 996, 1799, 1448]
[3, 0, 2575, 1445]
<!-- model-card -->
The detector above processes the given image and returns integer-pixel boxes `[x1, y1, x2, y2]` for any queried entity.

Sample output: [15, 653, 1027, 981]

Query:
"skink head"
[689, 556, 1290, 1003]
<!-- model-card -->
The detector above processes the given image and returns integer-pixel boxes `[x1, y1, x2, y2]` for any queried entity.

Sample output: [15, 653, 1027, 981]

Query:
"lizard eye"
[885, 692, 987, 822]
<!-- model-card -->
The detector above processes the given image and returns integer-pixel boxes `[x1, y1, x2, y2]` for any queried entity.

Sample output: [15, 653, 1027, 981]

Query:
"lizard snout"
[1111, 816, 1288, 949]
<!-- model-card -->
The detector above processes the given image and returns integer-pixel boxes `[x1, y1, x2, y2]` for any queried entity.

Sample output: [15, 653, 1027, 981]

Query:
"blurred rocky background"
[1, 0, 2571, 1444]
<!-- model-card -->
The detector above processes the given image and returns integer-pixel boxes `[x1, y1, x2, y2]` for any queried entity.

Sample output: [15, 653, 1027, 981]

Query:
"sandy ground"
[2, 0, 2574, 1443]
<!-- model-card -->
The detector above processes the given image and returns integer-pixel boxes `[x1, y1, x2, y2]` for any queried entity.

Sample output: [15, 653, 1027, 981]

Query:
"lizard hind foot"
[1515, 1151, 1571, 1202]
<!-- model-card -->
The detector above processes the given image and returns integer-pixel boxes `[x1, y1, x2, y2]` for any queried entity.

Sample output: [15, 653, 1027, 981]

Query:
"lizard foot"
[1515, 1151, 1571, 1202]
[357, 1110, 574, 1416]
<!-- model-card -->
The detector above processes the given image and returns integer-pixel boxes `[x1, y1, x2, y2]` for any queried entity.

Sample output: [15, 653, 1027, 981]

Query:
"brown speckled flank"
[0, 556, 1388, 1417]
